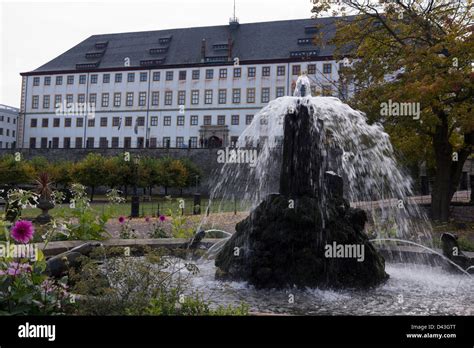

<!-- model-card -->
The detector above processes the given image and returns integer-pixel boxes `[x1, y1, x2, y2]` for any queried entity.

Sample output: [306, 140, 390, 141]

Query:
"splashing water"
[201, 76, 433, 246]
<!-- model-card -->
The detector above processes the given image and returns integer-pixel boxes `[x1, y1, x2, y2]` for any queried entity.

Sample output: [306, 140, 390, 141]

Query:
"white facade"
[0, 104, 19, 149]
[19, 61, 345, 149]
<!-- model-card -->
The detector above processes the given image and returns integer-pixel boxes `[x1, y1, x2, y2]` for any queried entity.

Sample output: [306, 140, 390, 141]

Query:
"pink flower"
[118, 216, 125, 224]
[145, 216, 150, 223]
[0, 262, 32, 276]
[11, 220, 35, 244]
[159, 215, 166, 222]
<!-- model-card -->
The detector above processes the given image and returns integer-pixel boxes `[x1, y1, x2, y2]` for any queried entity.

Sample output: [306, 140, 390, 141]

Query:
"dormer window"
[297, 38, 312, 45]
[94, 41, 108, 50]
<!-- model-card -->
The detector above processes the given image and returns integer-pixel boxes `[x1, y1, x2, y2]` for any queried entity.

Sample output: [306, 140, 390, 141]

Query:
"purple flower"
[11, 220, 35, 244]
[118, 216, 125, 224]
[0, 262, 32, 276]
[159, 215, 166, 222]
[145, 216, 150, 223]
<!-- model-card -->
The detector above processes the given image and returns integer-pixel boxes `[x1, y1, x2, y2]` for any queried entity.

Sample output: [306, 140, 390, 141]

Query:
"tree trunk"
[90, 186, 95, 202]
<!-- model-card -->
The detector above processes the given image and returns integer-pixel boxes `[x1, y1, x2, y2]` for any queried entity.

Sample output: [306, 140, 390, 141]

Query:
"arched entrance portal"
[208, 136, 222, 148]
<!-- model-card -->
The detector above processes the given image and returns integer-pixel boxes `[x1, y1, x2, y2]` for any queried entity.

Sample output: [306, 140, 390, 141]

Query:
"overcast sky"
[0, 0, 314, 108]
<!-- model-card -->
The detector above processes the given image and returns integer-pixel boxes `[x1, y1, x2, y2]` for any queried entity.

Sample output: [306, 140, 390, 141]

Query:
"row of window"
[28, 136, 219, 149]
[29, 114, 255, 128]
[0, 115, 16, 124]
[31, 87, 289, 109]
[0, 128, 15, 137]
[31, 63, 335, 86]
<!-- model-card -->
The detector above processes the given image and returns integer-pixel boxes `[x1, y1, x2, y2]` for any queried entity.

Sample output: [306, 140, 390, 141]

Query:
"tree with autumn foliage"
[312, 0, 473, 221]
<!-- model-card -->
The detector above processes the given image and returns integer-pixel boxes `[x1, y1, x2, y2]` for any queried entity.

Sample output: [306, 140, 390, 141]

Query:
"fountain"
[214, 76, 389, 289]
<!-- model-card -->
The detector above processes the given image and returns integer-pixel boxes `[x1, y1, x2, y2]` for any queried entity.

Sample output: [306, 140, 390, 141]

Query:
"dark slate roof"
[26, 17, 347, 75]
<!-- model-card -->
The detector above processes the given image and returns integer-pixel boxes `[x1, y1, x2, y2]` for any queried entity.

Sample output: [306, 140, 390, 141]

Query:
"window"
[191, 90, 199, 105]
[308, 64, 316, 75]
[205, 90, 213, 104]
[112, 117, 120, 127]
[33, 77, 40, 86]
[166, 71, 173, 81]
[56, 76, 63, 85]
[127, 73, 135, 82]
[67, 75, 74, 84]
[99, 137, 108, 148]
[322, 85, 332, 96]
[125, 117, 133, 127]
[52, 95, 61, 108]
[153, 71, 160, 81]
[89, 93, 97, 106]
[101, 93, 109, 107]
[126, 92, 134, 106]
[100, 117, 108, 127]
[164, 116, 171, 126]
[76, 118, 83, 127]
[124, 137, 131, 148]
[247, 88, 256, 103]
[246, 114, 254, 125]
[103, 74, 110, 83]
[78, 94, 85, 103]
[192, 70, 200, 80]
[75, 137, 83, 148]
[233, 68, 241, 78]
[190, 115, 198, 126]
[88, 118, 95, 127]
[43, 95, 50, 109]
[115, 73, 122, 83]
[41, 118, 49, 127]
[66, 94, 73, 104]
[177, 115, 185, 126]
[111, 137, 119, 148]
[262, 66, 271, 77]
[219, 68, 227, 78]
[323, 63, 332, 74]
[163, 137, 170, 147]
[165, 91, 172, 105]
[150, 116, 158, 126]
[218, 89, 227, 104]
[140, 72, 147, 82]
[79, 75, 86, 84]
[91, 74, 98, 84]
[53, 118, 60, 127]
[30, 119, 37, 127]
[44, 76, 51, 85]
[292, 65, 301, 75]
[248, 67, 256, 78]
[40, 138, 48, 149]
[151, 91, 159, 106]
[231, 115, 239, 125]
[277, 65, 286, 76]
[217, 115, 225, 125]
[179, 71, 187, 80]
[276, 87, 285, 97]
[178, 91, 186, 105]
[65, 118, 72, 127]
[52, 138, 59, 148]
[86, 137, 94, 148]
[114, 93, 121, 107]
[137, 117, 145, 126]
[261, 88, 270, 103]
[138, 92, 146, 106]
[232, 89, 241, 104]
[64, 137, 71, 149]
[204, 115, 211, 125]
[176, 137, 184, 148]
[205, 69, 214, 79]
[32, 96, 39, 109]
[137, 137, 145, 148]
[29, 138, 37, 149]
[190, 137, 198, 148]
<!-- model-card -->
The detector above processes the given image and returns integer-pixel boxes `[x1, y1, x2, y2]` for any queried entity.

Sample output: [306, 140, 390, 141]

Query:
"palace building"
[18, 16, 349, 149]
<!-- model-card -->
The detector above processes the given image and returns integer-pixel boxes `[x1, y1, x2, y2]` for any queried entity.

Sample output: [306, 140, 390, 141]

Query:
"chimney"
[201, 39, 206, 62]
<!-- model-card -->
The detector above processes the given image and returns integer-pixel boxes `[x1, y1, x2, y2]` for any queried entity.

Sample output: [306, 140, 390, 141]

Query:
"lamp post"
[131, 155, 140, 218]
[193, 175, 201, 215]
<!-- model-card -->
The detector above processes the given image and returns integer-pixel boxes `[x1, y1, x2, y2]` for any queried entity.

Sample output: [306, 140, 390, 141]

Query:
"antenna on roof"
[229, 0, 239, 28]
